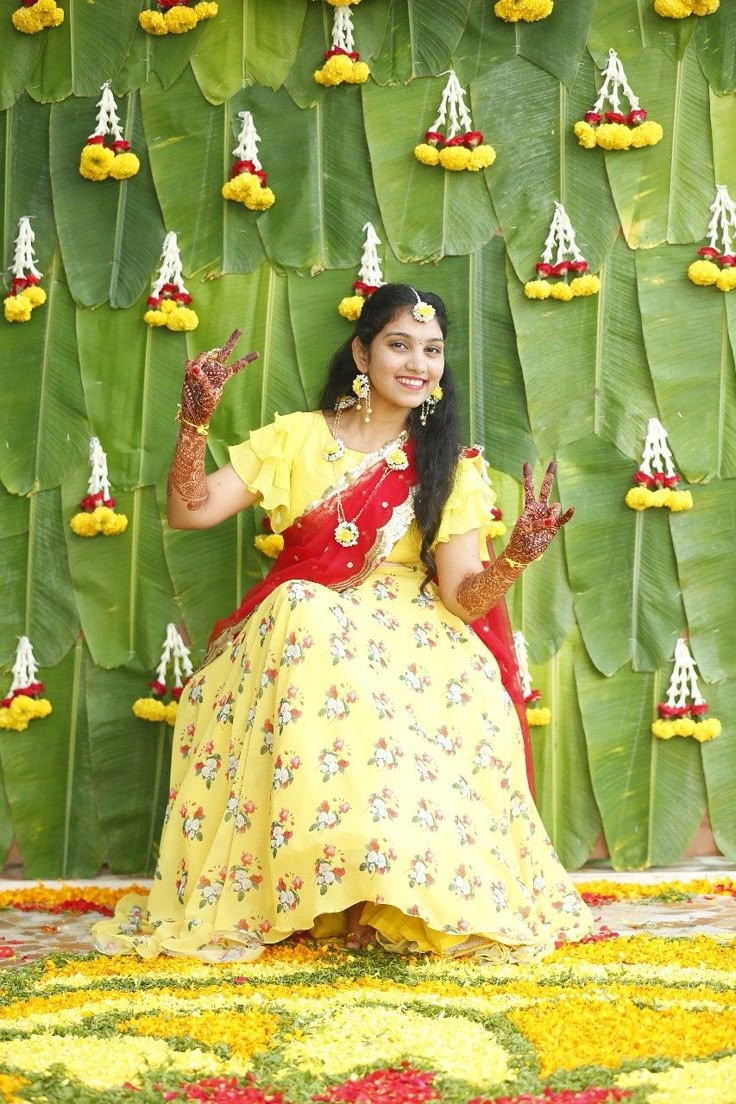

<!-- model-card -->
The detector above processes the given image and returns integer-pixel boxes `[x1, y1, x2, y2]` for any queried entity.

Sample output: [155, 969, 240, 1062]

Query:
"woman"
[93, 283, 592, 962]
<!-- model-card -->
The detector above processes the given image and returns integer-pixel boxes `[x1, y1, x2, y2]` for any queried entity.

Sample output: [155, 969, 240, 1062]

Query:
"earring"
[420, 385, 443, 426]
[352, 372, 372, 422]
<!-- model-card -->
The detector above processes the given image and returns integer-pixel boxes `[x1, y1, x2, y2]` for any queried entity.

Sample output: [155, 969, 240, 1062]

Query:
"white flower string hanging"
[687, 185, 736, 292]
[512, 631, 550, 727]
[0, 637, 53, 732]
[139, 0, 218, 36]
[314, 3, 370, 87]
[654, 0, 718, 19]
[11, 0, 64, 34]
[222, 111, 276, 212]
[574, 49, 663, 151]
[524, 203, 600, 302]
[3, 216, 46, 324]
[133, 623, 194, 726]
[414, 70, 496, 173]
[494, 0, 553, 21]
[69, 437, 128, 538]
[79, 82, 140, 183]
[652, 638, 721, 742]
[143, 232, 199, 332]
[337, 221, 385, 321]
[625, 418, 693, 512]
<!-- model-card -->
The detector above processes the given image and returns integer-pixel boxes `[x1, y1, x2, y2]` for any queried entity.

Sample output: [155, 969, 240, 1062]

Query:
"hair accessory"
[411, 288, 436, 323]
[352, 372, 372, 422]
[419, 384, 443, 426]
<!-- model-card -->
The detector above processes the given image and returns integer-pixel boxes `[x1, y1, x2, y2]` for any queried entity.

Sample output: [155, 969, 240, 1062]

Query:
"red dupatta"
[205, 439, 535, 796]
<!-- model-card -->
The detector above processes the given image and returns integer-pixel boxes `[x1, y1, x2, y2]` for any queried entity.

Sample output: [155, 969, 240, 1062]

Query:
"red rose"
[463, 130, 484, 148]
[604, 111, 626, 124]
[698, 246, 720, 258]
[550, 261, 570, 276]
[86, 135, 106, 146]
[443, 135, 467, 147]
[584, 111, 602, 124]
[568, 260, 589, 273]
[111, 140, 130, 152]
[423, 130, 444, 147]
[535, 262, 553, 277]
[627, 108, 647, 125]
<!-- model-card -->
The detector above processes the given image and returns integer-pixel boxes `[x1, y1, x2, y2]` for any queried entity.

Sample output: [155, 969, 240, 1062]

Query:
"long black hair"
[318, 282, 462, 590]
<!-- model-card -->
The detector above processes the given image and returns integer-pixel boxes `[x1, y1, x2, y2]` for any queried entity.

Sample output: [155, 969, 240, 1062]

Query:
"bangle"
[500, 553, 526, 571]
[176, 407, 209, 436]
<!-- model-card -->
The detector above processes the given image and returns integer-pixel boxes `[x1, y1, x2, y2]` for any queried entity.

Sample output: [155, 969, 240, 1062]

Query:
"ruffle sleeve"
[228, 412, 301, 533]
[434, 449, 497, 558]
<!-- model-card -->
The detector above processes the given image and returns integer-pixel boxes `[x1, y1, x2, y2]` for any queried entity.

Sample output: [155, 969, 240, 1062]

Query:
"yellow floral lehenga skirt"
[93, 563, 593, 961]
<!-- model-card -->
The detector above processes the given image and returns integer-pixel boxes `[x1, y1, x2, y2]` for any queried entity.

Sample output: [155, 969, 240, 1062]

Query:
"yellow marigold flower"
[488, 520, 506, 539]
[691, 0, 719, 11]
[573, 120, 598, 149]
[438, 146, 472, 171]
[694, 718, 722, 742]
[570, 274, 600, 297]
[109, 152, 141, 180]
[468, 144, 496, 170]
[139, 9, 167, 33]
[244, 185, 276, 211]
[164, 701, 178, 726]
[166, 306, 199, 332]
[69, 511, 100, 536]
[193, 1, 218, 18]
[3, 295, 32, 322]
[159, 297, 178, 314]
[20, 284, 46, 307]
[652, 718, 676, 739]
[325, 0, 361, 5]
[625, 486, 653, 510]
[630, 120, 664, 147]
[254, 533, 284, 558]
[654, 0, 693, 14]
[79, 143, 115, 181]
[223, 172, 262, 202]
[133, 697, 167, 723]
[595, 123, 632, 150]
[649, 487, 669, 507]
[338, 295, 365, 321]
[524, 279, 551, 300]
[12, 0, 63, 31]
[688, 259, 720, 286]
[550, 281, 574, 301]
[143, 308, 167, 327]
[314, 54, 354, 86]
[494, 0, 553, 21]
[666, 488, 693, 511]
[95, 506, 128, 535]
[527, 706, 551, 726]
[347, 61, 370, 84]
[716, 268, 736, 292]
[673, 717, 696, 736]
[0, 1074, 30, 1102]
[164, 5, 198, 32]
[414, 143, 440, 167]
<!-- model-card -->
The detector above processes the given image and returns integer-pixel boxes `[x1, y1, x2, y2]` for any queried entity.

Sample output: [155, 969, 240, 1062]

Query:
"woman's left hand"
[504, 461, 574, 565]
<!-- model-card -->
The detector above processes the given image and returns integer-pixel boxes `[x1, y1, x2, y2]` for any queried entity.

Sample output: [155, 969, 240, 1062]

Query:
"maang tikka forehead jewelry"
[410, 287, 436, 323]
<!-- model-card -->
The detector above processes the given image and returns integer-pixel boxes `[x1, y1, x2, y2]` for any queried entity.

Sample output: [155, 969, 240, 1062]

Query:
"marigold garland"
[654, 0, 719, 16]
[314, 4, 369, 86]
[11, 0, 63, 33]
[0, 637, 51, 732]
[222, 112, 275, 212]
[525, 204, 599, 303]
[79, 83, 141, 183]
[145, 232, 199, 331]
[133, 623, 193, 726]
[70, 438, 128, 538]
[4, 217, 46, 324]
[494, 0, 553, 20]
[414, 71, 495, 173]
[652, 638, 721, 743]
[338, 221, 384, 320]
[574, 50, 663, 152]
[139, 0, 218, 36]
[626, 418, 692, 512]
[688, 186, 736, 291]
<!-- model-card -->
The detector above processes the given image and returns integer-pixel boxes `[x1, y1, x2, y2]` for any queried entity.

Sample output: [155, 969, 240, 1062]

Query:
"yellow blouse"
[228, 411, 496, 563]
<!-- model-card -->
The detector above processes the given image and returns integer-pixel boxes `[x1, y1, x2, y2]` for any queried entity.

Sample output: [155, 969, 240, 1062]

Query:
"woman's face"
[352, 307, 445, 415]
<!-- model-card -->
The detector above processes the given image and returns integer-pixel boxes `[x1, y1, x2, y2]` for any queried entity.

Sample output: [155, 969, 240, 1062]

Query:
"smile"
[395, 376, 426, 390]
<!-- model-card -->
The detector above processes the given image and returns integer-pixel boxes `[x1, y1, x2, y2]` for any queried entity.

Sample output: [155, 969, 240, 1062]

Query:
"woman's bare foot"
[345, 902, 376, 949]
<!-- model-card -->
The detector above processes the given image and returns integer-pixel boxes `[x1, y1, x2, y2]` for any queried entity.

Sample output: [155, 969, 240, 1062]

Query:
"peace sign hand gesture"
[504, 462, 574, 566]
[178, 329, 259, 431]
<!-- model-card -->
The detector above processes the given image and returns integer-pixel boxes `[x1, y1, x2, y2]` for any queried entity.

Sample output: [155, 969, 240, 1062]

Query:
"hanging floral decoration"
[221, 112, 276, 212]
[69, 438, 128, 538]
[687, 185, 736, 292]
[414, 70, 496, 172]
[338, 222, 385, 321]
[654, 0, 718, 17]
[652, 638, 721, 742]
[143, 232, 199, 332]
[488, 506, 506, 539]
[132, 624, 193, 726]
[513, 632, 550, 727]
[494, 0, 553, 21]
[139, 0, 218, 37]
[524, 203, 600, 302]
[0, 637, 52, 732]
[79, 83, 140, 183]
[314, 4, 370, 86]
[625, 418, 693, 512]
[11, 0, 63, 34]
[254, 516, 284, 559]
[3, 217, 46, 324]
[574, 50, 663, 151]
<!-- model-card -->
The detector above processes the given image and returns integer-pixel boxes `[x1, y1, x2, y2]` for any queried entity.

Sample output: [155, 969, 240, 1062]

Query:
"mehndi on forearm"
[168, 425, 209, 512]
[455, 552, 525, 620]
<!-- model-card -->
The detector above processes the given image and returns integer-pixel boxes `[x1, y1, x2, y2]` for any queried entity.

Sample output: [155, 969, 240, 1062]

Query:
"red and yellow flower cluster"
[415, 130, 496, 172]
[139, 0, 218, 36]
[574, 108, 663, 151]
[3, 274, 46, 323]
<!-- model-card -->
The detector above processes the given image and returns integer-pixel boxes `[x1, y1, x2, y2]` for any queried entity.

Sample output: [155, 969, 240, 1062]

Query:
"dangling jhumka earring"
[420, 385, 443, 426]
[352, 372, 372, 422]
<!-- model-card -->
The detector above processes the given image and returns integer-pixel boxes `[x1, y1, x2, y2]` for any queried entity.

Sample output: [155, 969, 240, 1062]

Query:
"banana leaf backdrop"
[1, 0, 735, 877]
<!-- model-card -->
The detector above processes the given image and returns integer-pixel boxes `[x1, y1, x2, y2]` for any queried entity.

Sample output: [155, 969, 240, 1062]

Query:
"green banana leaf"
[23, 489, 80, 668]
[0, 771, 12, 867]
[699, 675, 736, 859]
[0, 19, 43, 111]
[191, 0, 308, 104]
[1, 96, 53, 259]
[637, 244, 736, 482]
[0, 487, 28, 665]
[709, 88, 736, 183]
[588, 0, 695, 62]
[50, 91, 165, 308]
[0, 640, 104, 877]
[530, 627, 603, 870]
[368, 0, 471, 86]
[86, 664, 173, 874]
[25, 0, 141, 102]
[453, 0, 516, 86]
[114, 21, 208, 96]
[517, 0, 597, 89]
[602, 44, 714, 248]
[694, 4, 736, 94]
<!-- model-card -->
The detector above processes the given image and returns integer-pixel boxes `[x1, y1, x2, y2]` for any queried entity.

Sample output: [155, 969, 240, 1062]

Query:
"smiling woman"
[92, 283, 586, 964]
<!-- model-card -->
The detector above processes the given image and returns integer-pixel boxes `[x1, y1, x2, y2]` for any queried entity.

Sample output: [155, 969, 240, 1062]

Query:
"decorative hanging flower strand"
[11, 0, 64, 34]
[494, 0, 553, 21]
[414, 70, 496, 172]
[687, 186, 736, 292]
[0, 637, 52, 732]
[625, 418, 693, 512]
[79, 83, 140, 183]
[314, 4, 370, 86]
[132, 624, 193, 726]
[69, 438, 128, 537]
[652, 638, 721, 742]
[574, 50, 663, 151]
[221, 112, 275, 212]
[139, 0, 218, 36]
[654, 0, 718, 18]
[524, 204, 600, 301]
[3, 217, 46, 324]
[338, 222, 385, 321]
[143, 233, 199, 332]
[513, 631, 550, 727]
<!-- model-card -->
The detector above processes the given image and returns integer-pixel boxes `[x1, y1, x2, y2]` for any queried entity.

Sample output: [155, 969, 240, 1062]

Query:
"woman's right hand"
[178, 329, 259, 430]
